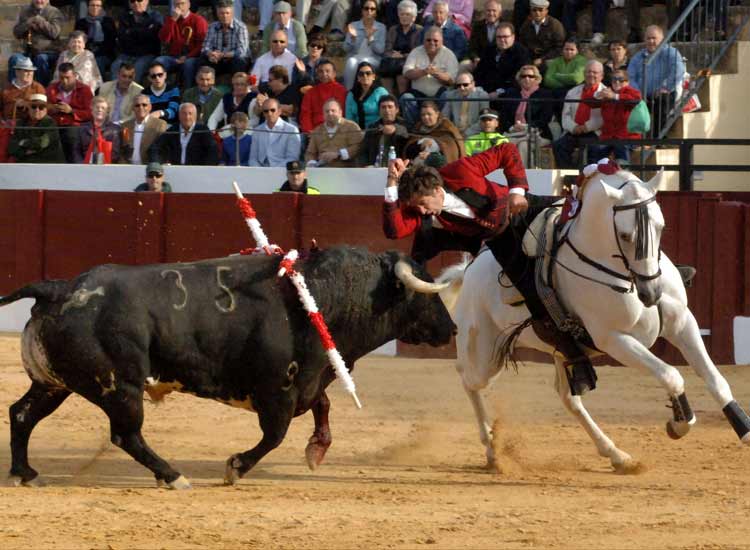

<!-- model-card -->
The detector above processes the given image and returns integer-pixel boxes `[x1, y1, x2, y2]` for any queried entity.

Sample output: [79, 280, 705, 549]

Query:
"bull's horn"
[395, 260, 450, 294]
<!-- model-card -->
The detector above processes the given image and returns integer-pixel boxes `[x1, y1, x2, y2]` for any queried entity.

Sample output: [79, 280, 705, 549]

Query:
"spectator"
[299, 60, 347, 134]
[73, 96, 120, 163]
[53, 31, 103, 94]
[120, 94, 166, 164]
[110, 0, 163, 83]
[46, 61, 93, 161]
[134, 161, 172, 191]
[305, 98, 363, 167]
[306, 1, 352, 42]
[383, 0, 429, 27]
[381, 0, 422, 95]
[562, 0, 608, 45]
[199, 0, 251, 80]
[182, 66, 223, 125]
[543, 38, 586, 122]
[74, 0, 116, 78]
[249, 98, 301, 167]
[552, 59, 605, 168]
[208, 71, 258, 137]
[221, 111, 252, 166]
[155, 0, 208, 88]
[278, 160, 320, 194]
[144, 61, 181, 125]
[10, 0, 65, 87]
[251, 29, 299, 84]
[422, 0, 473, 29]
[158, 102, 219, 165]
[262, 1, 308, 59]
[359, 94, 409, 166]
[98, 61, 143, 124]
[345, 61, 389, 130]
[474, 22, 531, 108]
[400, 28, 459, 126]
[420, 1, 468, 62]
[342, 0, 387, 90]
[404, 100, 464, 163]
[297, 34, 328, 87]
[518, 0, 565, 69]
[236, 0, 274, 35]
[465, 108, 509, 156]
[501, 64, 554, 166]
[627, 24, 685, 137]
[7, 92, 65, 163]
[589, 69, 643, 164]
[603, 40, 629, 87]
[441, 71, 489, 138]
[468, 0, 503, 69]
[1, 56, 45, 120]
[254, 65, 302, 124]
[514, 0, 563, 35]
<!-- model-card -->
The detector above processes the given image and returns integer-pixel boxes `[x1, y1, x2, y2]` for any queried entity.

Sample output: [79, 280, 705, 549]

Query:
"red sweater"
[600, 85, 642, 140]
[298, 80, 347, 134]
[383, 143, 529, 240]
[158, 12, 208, 58]
[45, 81, 93, 127]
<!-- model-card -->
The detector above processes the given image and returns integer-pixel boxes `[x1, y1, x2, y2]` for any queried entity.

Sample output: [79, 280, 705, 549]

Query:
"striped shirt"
[202, 19, 250, 60]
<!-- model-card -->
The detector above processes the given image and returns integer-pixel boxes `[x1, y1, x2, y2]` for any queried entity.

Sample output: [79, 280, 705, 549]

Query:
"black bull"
[1, 246, 455, 488]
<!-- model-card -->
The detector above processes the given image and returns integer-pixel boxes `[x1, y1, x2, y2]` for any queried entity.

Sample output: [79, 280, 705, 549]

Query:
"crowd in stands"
[0, 0, 701, 182]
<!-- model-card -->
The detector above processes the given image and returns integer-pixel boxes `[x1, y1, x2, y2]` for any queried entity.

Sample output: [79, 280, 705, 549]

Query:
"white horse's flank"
[438, 168, 749, 472]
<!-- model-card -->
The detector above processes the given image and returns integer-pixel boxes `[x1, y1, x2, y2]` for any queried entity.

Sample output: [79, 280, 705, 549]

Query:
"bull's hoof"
[166, 475, 191, 490]
[305, 442, 328, 471]
[224, 454, 243, 486]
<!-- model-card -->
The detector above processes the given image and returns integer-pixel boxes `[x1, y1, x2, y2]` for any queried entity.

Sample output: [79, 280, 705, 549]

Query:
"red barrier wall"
[0, 190, 748, 364]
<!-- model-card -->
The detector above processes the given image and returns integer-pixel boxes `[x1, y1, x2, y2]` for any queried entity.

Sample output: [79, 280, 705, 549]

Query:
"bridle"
[557, 179, 662, 294]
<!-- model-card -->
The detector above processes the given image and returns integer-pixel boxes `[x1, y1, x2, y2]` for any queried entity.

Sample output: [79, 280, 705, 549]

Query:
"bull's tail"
[0, 280, 70, 307]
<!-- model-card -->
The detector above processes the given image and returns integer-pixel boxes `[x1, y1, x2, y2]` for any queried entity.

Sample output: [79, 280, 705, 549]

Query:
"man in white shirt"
[251, 29, 299, 84]
[399, 27, 458, 126]
[248, 98, 301, 167]
[120, 94, 167, 164]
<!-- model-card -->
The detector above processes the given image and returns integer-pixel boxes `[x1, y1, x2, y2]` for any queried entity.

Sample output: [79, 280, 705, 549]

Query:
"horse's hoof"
[305, 442, 327, 471]
[224, 454, 242, 486]
[666, 419, 693, 440]
[8, 474, 44, 487]
[167, 475, 191, 490]
[613, 458, 645, 475]
[741, 431, 750, 445]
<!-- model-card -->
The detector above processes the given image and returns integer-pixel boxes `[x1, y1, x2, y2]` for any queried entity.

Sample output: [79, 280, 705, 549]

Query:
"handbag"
[627, 100, 651, 134]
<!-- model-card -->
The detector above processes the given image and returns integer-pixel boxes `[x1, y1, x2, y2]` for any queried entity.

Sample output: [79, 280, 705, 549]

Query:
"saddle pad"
[522, 199, 566, 259]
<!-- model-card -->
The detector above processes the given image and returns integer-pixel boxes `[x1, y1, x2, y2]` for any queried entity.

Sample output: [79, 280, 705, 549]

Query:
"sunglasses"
[130, 0, 145, 3]
[611, 76, 628, 82]
[271, 40, 286, 43]
[496, 34, 512, 39]
[456, 82, 471, 88]
[149, 72, 165, 78]
[134, 103, 149, 107]
[358, 71, 374, 76]
[520, 74, 536, 79]
[310, 44, 324, 49]
[147, 173, 163, 178]
[30, 104, 46, 110]
[263, 108, 277, 113]
[363, 5, 377, 10]
[424, 39, 439, 43]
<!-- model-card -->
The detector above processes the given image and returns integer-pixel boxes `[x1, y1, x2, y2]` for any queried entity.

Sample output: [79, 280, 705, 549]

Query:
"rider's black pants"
[485, 194, 561, 320]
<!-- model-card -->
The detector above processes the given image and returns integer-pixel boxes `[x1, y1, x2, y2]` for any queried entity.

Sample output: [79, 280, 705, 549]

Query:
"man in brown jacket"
[305, 98, 363, 168]
[10, 0, 65, 86]
[120, 94, 167, 164]
[518, 0, 565, 69]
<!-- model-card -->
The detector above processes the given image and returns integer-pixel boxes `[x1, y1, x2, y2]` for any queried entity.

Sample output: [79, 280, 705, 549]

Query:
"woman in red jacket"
[588, 69, 642, 164]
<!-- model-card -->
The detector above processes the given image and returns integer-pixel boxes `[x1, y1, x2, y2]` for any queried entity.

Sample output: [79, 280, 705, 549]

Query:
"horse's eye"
[620, 232, 633, 243]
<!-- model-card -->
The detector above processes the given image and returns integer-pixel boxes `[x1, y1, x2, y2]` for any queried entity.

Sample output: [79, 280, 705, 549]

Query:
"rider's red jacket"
[383, 143, 529, 240]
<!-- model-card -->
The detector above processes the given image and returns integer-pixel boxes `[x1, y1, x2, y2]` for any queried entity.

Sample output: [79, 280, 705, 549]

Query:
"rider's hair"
[398, 165, 443, 202]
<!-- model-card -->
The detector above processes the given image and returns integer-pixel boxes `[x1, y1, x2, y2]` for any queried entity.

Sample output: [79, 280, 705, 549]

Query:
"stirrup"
[563, 357, 598, 396]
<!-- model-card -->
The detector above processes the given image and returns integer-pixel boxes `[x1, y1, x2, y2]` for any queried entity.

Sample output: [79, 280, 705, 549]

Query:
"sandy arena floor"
[1, 334, 749, 549]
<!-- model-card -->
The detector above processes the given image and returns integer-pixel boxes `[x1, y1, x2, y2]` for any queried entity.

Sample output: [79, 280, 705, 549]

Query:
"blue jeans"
[154, 55, 201, 88]
[110, 54, 156, 85]
[587, 143, 632, 164]
[8, 52, 58, 86]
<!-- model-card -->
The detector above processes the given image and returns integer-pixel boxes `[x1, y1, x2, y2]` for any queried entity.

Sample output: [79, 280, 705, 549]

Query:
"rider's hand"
[508, 193, 528, 217]
[387, 158, 409, 186]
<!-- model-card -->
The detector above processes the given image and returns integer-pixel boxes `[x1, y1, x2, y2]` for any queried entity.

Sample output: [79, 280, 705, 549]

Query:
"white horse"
[435, 167, 750, 473]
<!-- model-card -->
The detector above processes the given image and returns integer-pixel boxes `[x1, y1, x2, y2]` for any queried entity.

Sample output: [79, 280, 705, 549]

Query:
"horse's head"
[598, 169, 665, 307]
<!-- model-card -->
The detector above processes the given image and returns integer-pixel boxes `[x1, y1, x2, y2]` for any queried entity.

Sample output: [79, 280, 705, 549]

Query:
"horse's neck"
[566, 188, 619, 265]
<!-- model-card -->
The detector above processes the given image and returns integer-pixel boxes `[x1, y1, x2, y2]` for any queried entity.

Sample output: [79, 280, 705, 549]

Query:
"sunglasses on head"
[149, 72, 165, 78]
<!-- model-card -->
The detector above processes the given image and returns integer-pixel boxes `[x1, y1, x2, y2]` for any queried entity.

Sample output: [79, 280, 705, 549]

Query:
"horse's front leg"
[552, 356, 639, 473]
[661, 299, 750, 444]
[597, 331, 696, 439]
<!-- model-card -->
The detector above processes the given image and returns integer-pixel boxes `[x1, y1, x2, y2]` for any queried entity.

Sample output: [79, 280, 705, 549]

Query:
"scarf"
[574, 84, 599, 126]
[83, 123, 112, 164]
[85, 12, 106, 43]
[515, 84, 540, 125]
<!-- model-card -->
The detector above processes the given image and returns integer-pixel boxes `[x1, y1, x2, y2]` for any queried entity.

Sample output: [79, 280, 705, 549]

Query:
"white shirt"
[251, 49, 297, 83]
[179, 123, 196, 165]
[403, 46, 459, 97]
[131, 115, 148, 165]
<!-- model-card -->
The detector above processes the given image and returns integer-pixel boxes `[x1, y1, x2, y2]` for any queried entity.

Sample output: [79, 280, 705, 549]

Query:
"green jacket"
[262, 19, 308, 58]
[182, 86, 224, 126]
[8, 116, 65, 163]
[464, 131, 509, 156]
[543, 54, 587, 90]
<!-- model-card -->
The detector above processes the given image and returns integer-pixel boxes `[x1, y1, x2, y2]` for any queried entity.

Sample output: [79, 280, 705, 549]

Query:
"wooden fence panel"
[0, 190, 43, 295]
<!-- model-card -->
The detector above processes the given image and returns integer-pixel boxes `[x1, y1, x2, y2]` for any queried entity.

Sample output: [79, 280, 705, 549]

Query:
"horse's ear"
[644, 168, 665, 194]
[600, 179, 624, 202]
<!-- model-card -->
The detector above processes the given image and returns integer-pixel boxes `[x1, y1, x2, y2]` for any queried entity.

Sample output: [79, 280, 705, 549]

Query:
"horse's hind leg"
[663, 304, 750, 444]
[552, 357, 638, 473]
[464, 386, 496, 470]
[9, 382, 71, 486]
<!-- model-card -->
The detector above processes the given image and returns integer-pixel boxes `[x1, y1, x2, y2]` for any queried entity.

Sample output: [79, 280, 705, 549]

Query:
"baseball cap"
[146, 162, 164, 175]
[286, 160, 304, 172]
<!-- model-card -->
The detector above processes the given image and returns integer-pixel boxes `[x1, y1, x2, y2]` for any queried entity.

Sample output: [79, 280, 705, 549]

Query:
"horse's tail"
[0, 280, 69, 308]
[436, 256, 471, 315]
[493, 317, 533, 374]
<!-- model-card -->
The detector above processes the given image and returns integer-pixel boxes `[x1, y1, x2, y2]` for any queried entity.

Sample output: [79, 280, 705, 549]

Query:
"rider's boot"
[531, 317, 597, 396]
